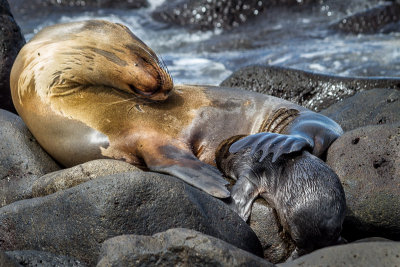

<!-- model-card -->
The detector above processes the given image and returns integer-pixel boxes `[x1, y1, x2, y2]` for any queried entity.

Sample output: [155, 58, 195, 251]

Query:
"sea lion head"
[18, 20, 173, 102]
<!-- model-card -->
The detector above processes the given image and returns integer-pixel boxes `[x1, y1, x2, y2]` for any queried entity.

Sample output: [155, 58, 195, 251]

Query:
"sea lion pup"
[216, 135, 346, 257]
[11, 20, 343, 199]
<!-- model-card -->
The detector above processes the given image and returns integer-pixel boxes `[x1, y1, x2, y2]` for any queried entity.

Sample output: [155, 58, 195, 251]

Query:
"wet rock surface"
[326, 123, 400, 241]
[0, 109, 60, 208]
[5, 250, 86, 267]
[152, 0, 317, 31]
[0, 0, 25, 114]
[320, 88, 400, 131]
[97, 228, 272, 267]
[330, 2, 400, 34]
[279, 241, 400, 267]
[10, 0, 149, 17]
[221, 65, 400, 111]
[0, 172, 262, 265]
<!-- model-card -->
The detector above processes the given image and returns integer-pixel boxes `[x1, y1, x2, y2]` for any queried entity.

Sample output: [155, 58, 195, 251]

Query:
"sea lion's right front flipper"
[229, 132, 312, 162]
[141, 142, 230, 198]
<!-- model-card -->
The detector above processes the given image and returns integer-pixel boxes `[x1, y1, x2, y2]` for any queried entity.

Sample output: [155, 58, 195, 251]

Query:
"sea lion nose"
[131, 62, 173, 100]
[134, 65, 159, 94]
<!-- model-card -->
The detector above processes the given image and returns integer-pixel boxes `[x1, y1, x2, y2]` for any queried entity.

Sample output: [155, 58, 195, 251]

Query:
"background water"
[10, 0, 400, 85]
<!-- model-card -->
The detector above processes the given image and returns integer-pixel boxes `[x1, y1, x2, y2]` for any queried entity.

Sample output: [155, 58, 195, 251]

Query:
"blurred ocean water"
[10, 0, 400, 85]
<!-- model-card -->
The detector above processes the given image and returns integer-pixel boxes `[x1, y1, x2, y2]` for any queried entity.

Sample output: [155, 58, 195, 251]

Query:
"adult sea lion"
[216, 136, 346, 257]
[11, 20, 343, 199]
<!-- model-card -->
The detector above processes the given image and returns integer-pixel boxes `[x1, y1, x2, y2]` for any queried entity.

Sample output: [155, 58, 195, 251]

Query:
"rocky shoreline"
[1, 0, 400, 266]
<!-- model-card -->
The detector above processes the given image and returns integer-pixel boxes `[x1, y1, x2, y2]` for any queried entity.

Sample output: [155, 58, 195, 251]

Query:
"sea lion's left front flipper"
[229, 132, 312, 162]
[284, 111, 343, 157]
[140, 141, 230, 198]
[229, 111, 343, 161]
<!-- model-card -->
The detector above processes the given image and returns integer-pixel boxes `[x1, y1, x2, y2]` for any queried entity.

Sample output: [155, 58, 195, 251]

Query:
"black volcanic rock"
[0, 109, 60, 208]
[320, 88, 400, 131]
[5, 250, 86, 267]
[98, 229, 272, 266]
[330, 2, 400, 34]
[152, 0, 317, 31]
[0, 0, 25, 113]
[0, 172, 262, 265]
[326, 123, 400, 241]
[280, 241, 400, 267]
[221, 65, 400, 111]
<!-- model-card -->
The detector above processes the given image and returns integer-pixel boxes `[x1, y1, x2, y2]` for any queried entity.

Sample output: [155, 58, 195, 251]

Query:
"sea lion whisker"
[103, 97, 137, 106]
[160, 56, 172, 82]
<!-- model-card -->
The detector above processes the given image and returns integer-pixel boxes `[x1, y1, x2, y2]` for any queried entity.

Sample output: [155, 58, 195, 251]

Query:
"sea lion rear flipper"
[143, 144, 230, 198]
[228, 177, 259, 221]
[229, 132, 312, 162]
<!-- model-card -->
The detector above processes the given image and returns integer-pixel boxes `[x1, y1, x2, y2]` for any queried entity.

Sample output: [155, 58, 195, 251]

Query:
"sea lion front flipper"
[142, 143, 230, 198]
[285, 111, 343, 157]
[229, 132, 312, 163]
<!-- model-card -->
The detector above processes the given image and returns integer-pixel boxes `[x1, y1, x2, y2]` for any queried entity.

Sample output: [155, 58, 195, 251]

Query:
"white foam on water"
[309, 63, 327, 72]
[147, 0, 165, 10]
[268, 54, 293, 65]
[167, 55, 232, 85]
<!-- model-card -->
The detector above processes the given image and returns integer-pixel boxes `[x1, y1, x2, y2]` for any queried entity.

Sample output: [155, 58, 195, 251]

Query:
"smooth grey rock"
[32, 159, 140, 197]
[5, 250, 85, 267]
[0, 172, 262, 265]
[0, 109, 60, 207]
[330, 2, 400, 34]
[0, 0, 25, 113]
[353, 237, 393, 243]
[220, 65, 400, 111]
[326, 123, 400, 241]
[97, 228, 272, 267]
[320, 88, 400, 131]
[249, 198, 295, 263]
[278, 242, 400, 267]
